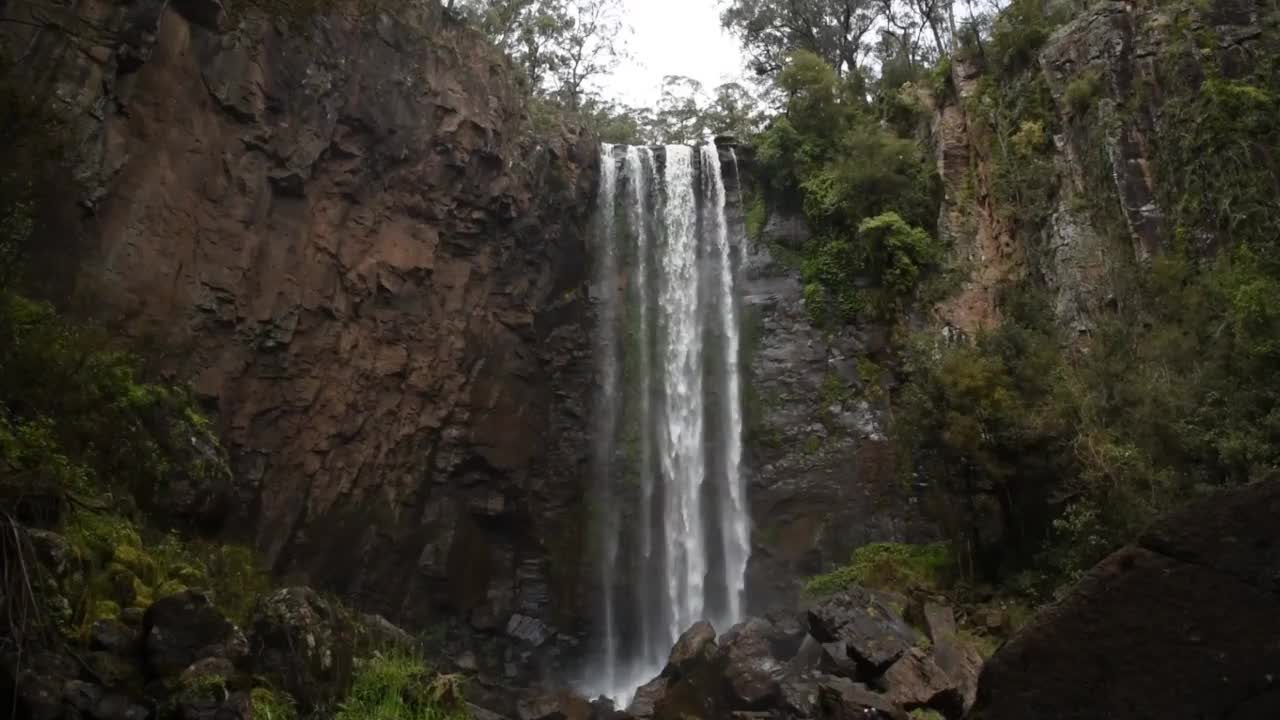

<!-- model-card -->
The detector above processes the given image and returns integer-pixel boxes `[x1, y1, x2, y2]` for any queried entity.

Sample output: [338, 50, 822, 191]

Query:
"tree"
[721, 0, 882, 79]
[459, 0, 625, 106]
[553, 0, 625, 109]
[644, 77, 763, 145]
[705, 82, 763, 141]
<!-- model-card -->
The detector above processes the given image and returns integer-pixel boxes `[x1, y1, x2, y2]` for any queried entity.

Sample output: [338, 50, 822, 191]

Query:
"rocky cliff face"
[932, 0, 1268, 335]
[729, 160, 937, 612]
[8, 0, 598, 654]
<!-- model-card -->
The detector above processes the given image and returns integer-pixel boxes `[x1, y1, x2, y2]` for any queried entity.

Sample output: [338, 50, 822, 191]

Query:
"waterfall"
[702, 145, 749, 629]
[591, 143, 622, 697]
[587, 143, 749, 706]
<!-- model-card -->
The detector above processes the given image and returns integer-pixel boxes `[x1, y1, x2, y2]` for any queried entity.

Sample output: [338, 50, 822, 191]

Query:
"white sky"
[592, 0, 748, 108]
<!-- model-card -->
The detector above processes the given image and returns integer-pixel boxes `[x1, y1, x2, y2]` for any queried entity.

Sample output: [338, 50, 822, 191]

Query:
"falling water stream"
[588, 143, 749, 706]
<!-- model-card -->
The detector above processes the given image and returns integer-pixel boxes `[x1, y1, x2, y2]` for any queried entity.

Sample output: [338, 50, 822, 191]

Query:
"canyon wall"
[7, 0, 600, 666]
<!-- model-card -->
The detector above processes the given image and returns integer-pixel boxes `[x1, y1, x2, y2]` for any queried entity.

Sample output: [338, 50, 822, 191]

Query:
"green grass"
[336, 651, 470, 720]
[251, 687, 298, 720]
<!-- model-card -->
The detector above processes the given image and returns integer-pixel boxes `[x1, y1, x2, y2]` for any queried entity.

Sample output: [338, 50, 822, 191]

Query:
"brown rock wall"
[6, 0, 598, 634]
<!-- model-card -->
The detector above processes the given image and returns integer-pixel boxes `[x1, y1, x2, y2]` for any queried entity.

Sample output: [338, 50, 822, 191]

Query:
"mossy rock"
[112, 543, 158, 583]
[91, 600, 122, 623]
[84, 651, 144, 692]
[101, 563, 141, 607]
[170, 563, 207, 586]
[155, 579, 189, 598]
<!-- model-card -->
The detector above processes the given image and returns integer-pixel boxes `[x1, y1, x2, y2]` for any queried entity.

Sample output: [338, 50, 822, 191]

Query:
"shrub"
[1065, 71, 1102, 115]
[805, 542, 952, 596]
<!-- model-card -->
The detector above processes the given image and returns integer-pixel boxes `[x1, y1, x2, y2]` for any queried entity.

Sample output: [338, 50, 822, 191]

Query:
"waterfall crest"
[587, 143, 749, 705]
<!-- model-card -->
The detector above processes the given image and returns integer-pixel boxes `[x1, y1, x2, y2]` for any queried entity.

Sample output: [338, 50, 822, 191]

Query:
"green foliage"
[754, 51, 943, 327]
[744, 194, 768, 243]
[60, 507, 268, 634]
[805, 542, 951, 596]
[1156, 76, 1280, 252]
[970, 71, 1058, 236]
[251, 687, 299, 720]
[1064, 71, 1102, 115]
[336, 651, 470, 720]
[987, 0, 1067, 75]
[800, 212, 943, 324]
[898, 243, 1280, 590]
[0, 293, 228, 513]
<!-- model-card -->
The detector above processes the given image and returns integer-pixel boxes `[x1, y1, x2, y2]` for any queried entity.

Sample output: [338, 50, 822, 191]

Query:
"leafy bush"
[805, 542, 952, 596]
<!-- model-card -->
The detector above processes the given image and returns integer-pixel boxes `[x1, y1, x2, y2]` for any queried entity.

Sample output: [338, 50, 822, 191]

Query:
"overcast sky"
[591, 0, 748, 107]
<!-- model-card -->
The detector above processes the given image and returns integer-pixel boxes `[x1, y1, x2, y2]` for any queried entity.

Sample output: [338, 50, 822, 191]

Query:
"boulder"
[27, 529, 73, 578]
[64, 680, 105, 715]
[784, 634, 826, 675]
[506, 614, 553, 648]
[176, 690, 252, 720]
[666, 621, 717, 676]
[877, 648, 963, 716]
[92, 693, 151, 720]
[720, 618, 784, 707]
[84, 651, 144, 692]
[178, 657, 238, 687]
[1, 650, 79, 720]
[358, 612, 414, 650]
[467, 703, 511, 720]
[626, 675, 669, 718]
[90, 619, 139, 655]
[928, 638, 982, 713]
[920, 602, 956, 642]
[762, 608, 808, 658]
[817, 675, 906, 720]
[247, 587, 355, 710]
[972, 481, 1280, 720]
[816, 641, 860, 678]
[779, 676, 822, 717]
[806, 589, 916, 674]
[516, 690, 593, 720]
[142, 590, 247, 678]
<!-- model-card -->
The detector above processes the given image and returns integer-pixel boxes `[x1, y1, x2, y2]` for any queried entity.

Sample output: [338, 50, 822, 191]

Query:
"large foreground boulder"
[972, 481, 1280, 719]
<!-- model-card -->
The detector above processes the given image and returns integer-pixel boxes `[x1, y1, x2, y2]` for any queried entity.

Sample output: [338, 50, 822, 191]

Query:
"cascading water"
[587, 143, 749, 706]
